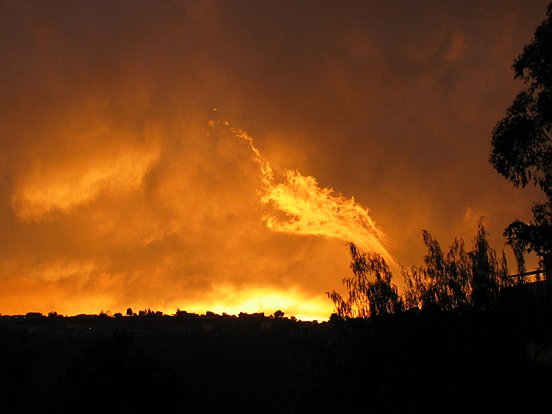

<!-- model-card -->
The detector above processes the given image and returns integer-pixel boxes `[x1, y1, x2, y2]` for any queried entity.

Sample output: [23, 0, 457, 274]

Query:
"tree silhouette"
[403, 220, 510, 312]
[329, 220, 512, 317]
[469, 220, 508, 310]
[490, 3, 552, 272]
[402, 231, 471, 311]
[273, 310, 284, 319]
[327, 243, 402, 318]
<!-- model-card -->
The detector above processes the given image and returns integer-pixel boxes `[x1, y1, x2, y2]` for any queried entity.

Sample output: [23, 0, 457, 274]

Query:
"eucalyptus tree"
[490, 3, 552, 272]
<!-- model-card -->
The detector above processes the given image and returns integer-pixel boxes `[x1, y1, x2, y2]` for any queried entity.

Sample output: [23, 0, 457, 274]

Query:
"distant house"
[25, 312, 43, 319]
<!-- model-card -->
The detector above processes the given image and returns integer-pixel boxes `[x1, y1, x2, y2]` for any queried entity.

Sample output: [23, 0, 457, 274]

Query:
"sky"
[0, 0, 549, 320]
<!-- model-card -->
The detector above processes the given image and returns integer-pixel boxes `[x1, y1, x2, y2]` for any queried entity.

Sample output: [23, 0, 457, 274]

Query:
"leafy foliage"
[403, 220, 511, 312]
[490, 3, 552, 269]
[329, 220, 514, 317]
[327, 243, 402, 318]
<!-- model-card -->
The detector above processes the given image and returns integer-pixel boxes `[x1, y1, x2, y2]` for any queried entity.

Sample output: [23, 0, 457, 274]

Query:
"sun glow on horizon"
[0, 285, 332, 322]
[1, 119, 395, 321]
[179, 285, 332, 321]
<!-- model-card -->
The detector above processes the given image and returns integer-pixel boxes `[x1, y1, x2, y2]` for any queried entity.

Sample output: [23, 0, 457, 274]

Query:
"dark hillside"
[0, 305, 551, 413]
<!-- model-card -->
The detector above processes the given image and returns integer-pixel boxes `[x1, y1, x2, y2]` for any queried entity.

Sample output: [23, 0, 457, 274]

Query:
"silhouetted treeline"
[327, 220, 544, 318]
[315, 221, 552, 412]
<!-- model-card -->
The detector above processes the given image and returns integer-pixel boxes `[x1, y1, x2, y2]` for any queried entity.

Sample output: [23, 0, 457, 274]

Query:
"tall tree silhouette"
[490, 3, 552, 273]
[403, 220, 509, 312]
[469, 221, 507, 311]
[405, 231, 472, 311]
[327, 243, 402, 318]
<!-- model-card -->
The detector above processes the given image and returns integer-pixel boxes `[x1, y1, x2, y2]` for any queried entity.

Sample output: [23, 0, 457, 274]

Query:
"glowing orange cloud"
[11, 142, 160, 222]
[230, 125, 397, 267]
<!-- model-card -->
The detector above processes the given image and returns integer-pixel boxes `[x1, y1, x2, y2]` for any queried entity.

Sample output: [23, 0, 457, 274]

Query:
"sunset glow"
[11, 142, 160, 221]
[0, 0, 546, 320]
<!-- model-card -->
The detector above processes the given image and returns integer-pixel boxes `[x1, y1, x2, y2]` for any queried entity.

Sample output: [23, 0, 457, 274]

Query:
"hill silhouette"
[0, 302, 550, 413]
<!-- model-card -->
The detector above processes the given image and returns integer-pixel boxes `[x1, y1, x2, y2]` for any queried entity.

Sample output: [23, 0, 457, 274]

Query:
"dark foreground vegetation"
[1, 299, 551, 414]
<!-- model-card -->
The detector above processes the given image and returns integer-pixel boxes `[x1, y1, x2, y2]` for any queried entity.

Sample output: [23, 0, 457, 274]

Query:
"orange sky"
[0, 0, 548, 320]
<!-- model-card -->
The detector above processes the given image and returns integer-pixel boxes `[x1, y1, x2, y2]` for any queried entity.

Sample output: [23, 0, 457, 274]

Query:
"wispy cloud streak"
[229, 125, 397, 267]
